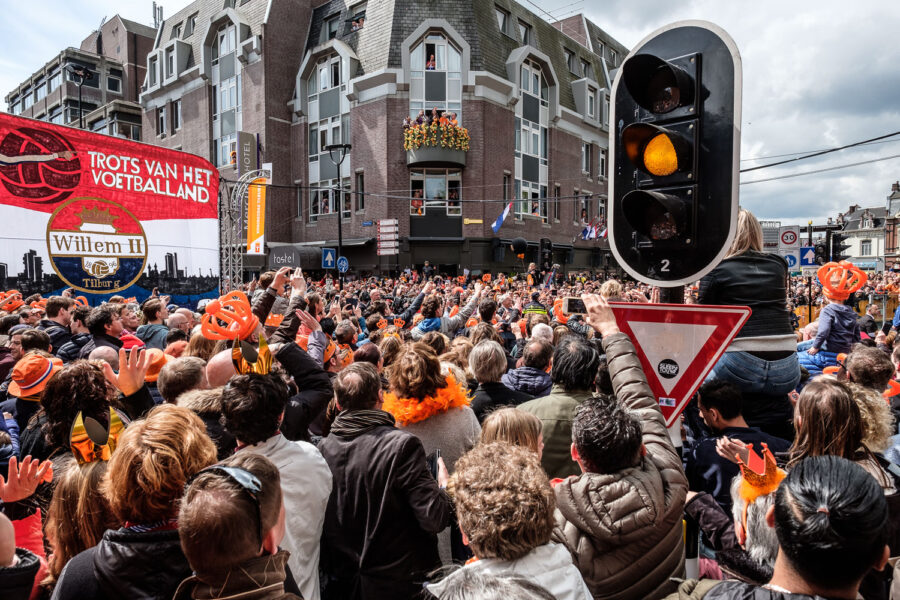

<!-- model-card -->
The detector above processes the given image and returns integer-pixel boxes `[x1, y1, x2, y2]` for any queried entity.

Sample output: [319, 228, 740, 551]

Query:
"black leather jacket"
[698, 252, 793, 340]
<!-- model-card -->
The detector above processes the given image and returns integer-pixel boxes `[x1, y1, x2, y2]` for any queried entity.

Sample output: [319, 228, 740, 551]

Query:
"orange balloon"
[200, 291, 259, 340]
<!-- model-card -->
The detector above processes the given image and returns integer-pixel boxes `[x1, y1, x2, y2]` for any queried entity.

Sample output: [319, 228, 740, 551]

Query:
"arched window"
[409, 32, 462, 123]
[211, 23, 242, 167]
[514, 58, 549, 222]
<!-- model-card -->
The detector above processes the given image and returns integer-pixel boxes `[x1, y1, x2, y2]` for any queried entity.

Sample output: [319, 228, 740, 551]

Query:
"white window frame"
[173, 99, 182, 131]
[515, 58, 549, 221]
[410, 169, 462, 217]
[409, 31, 463, 123]
[107, 73, 122, 93]
[496, 7, 510, 36]
[598, 148, 607, 180]
[157, 106, 166, 137]
[861, 239, 872, 256]
[582, 142, 592, 175]
[518, 20, 532, 45]
[165, 48, 175, 78]
[149, 56, 158, 86]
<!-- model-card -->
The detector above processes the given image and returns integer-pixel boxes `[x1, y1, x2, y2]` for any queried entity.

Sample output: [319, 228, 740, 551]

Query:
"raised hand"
[583, 294, 620, 337]
[0, 455, 53, 503]
[103, 347, 150, 396]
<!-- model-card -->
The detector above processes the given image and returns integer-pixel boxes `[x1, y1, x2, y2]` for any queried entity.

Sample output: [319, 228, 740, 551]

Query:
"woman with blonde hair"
[183, 331, 218, 362]
[698, 208, 800, 421]
[480, 407, 544, 459]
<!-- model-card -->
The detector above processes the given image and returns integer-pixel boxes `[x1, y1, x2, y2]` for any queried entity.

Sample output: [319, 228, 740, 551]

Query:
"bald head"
[167, 313, 190, 333]
[89, 346, 120, 371]
[206, 349, 237, 388]
[176, 308, 197, 327]
[0, 513, 15, 567]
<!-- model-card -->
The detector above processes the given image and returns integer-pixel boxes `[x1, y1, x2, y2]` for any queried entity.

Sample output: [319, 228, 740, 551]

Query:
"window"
[185, 14, 198, 37]
[410, 170, 461, 216]
[580, 59, 594, 80]
[48, 70, 62, 93]
[598, 148, 607, 180]
[503, 174, 510, 203]
[564, 49, 576, 73]
[165, 48, 175, 78]
[518, 20, 532, 45]
[48, 105, 62, 124]
[107, 69, 122, 93]
[553, 185, 561, 221]
[322, 14, 339, 43]
[595, 40, 604, 58]
[609, 49, 618, 66]
[212, 23, 242, 166]
[308, 178, 350, 223]
[171, 23, 182, 39]
[348, 2, 366, 32]
[496, 7, 510, 35]
[172, 99, 182, 131]
[409, 32, 463, 124]
[149, 56, 158, 86]
[582, 142, 592, 175]
[515, 58, 549, 222]
[157, 106, 166, 136]
[603, 93, 610, 127]
[580, 194, 592, 223]
[588, 86, 596, 118]
[861, 240, 872, 256]
[355, 172, 365, 212]
[22, 92, 33, 110]
[34, 79, 46, 102]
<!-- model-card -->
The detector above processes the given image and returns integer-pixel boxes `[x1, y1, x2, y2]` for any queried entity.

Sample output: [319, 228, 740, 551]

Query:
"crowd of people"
[3, 210, 900, 599]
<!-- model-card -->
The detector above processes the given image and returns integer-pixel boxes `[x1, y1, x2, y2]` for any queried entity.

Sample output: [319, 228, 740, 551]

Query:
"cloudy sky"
[1, 0, 898, 226]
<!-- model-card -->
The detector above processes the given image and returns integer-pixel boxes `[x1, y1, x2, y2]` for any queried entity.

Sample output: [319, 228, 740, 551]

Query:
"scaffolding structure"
[219, 168, 271, 293]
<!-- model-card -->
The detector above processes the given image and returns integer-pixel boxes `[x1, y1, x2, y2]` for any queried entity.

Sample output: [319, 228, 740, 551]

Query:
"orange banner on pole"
[246, 177, 267, 254]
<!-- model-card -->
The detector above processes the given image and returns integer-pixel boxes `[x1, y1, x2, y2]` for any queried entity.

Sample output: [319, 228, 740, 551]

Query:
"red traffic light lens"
[623, 54, 695, 114]
[622, 190, 690, 241]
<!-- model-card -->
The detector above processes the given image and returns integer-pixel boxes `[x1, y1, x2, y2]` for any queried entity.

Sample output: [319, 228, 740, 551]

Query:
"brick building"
[143, 0, 627, 276]
[5, 15, 155, 140]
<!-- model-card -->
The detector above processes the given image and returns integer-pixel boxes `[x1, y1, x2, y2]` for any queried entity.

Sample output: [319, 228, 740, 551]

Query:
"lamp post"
[326, 143, 352, 291]
[65, 65, 93, 129]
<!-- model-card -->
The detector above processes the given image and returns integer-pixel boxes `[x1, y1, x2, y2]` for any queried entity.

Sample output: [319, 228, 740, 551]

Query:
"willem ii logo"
[47, 198, 148, 293]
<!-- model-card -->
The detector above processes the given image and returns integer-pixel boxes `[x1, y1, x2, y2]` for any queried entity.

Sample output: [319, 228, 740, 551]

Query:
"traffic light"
[830, 231, 851, 262]
[540, 238, 553, 268]
[814, 239, 828, 265]
[609, 22, 741, 286]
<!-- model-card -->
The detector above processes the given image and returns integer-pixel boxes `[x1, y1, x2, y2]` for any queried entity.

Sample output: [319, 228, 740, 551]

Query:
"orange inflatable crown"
[737, 443, 786, 505]
[200, 291, 259, 341]
[817, 261, 867, 301]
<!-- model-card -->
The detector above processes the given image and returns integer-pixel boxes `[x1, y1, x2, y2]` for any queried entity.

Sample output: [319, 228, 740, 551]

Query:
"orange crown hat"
[1, 290, 24, 311]
[200, 291, 259, 341]
[817, 261, 867, 301]
[822, 352, 848, 376]
[737, 443, 786, 505]
[231, 336, 273, 376]
[393, 318, 406, 329]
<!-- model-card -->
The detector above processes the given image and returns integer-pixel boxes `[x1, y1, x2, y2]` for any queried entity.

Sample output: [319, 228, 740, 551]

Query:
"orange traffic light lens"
[643, 134, 678, 176]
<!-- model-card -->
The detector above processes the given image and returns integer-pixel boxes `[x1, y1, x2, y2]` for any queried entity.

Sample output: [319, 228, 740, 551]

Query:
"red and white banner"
[0, 114, 219, 304]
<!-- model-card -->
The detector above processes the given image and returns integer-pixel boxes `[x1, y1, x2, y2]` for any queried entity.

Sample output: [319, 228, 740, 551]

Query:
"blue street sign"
[322, 247, 336, 270]
[362, 221, 374, 227]
[800, 246, 816, 267]
[784, 253, 798, 268]
[337, 256, 349, 274]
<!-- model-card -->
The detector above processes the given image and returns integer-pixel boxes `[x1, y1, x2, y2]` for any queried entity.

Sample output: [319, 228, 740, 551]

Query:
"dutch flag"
[492, 202, 513, 233]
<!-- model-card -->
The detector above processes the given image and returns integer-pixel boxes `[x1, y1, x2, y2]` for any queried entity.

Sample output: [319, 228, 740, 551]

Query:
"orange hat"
[144, 348, 171, 383]
[164, 340, 188, 358]
[9, 354, 63, 398]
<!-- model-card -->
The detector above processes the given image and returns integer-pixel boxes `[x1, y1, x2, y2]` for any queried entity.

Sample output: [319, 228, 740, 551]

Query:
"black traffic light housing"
[830, 231, 851, 262]
[539, 238, 553, 268]
[814, 239, 828, 265]
[609, 21, 741, 286]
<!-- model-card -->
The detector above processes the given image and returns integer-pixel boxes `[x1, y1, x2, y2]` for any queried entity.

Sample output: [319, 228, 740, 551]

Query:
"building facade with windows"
[4, 15, 155, 140]
[833, 204, 887, 271]
[143, 0, 627, 276]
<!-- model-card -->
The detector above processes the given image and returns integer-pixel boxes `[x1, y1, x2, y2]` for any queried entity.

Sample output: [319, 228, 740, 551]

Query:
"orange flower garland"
[382, 375, 471, 426]
[404, 122, 470, 152]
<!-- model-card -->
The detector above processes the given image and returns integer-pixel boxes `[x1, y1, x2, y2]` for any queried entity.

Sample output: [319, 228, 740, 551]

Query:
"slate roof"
[842, 206, 887, 231]
[306, 0, 629, 112]
[119, 16, 158, 39]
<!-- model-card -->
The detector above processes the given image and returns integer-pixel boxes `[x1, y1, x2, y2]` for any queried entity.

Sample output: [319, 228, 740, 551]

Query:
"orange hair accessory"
[265, 313, 284, 327]
[457, 276, 466, 284]
[393, 318, 406, 329]
[822, 353, 848, 376]
[452, 286, 465, 295]
[70, 408, 127, 465]
[737, 443, 786, 505]
[324, 339, 338, 364]
[449, 305, 459, 317]
[73, 296, 89, 306]
[465, 317, 479, 328]
[124, 297, 137, 304]
[482, 274, 492, 283]
[200, 291, 259, 340]
[1, 291, 24, 311]
[231, 336, 273, 375]
[552, 298, 569, 325]
[817, 261, 867, 301]
[884, 380, 900, 399]
[377, 318, 389, 330]
[30, 299, 48, 310]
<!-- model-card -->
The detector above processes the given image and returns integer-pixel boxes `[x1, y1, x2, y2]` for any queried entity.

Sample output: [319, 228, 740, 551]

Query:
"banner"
[246, 177, 267, 255]
[0, 113, 219, 306]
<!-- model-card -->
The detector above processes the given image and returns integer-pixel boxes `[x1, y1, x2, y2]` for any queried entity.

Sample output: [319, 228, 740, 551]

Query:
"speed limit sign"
[779, 226, 800, 249]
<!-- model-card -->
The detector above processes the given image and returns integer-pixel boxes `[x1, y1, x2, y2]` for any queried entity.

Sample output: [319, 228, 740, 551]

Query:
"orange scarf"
[382, 376, 470, 426]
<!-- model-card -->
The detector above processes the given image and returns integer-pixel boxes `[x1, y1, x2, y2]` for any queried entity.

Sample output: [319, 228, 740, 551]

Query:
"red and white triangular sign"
[608, 302, 752, 427]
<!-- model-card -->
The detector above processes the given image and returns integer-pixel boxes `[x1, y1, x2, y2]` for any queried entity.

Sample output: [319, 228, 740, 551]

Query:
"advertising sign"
[246, 177, 267, 255]
[0, 114, 219, 306]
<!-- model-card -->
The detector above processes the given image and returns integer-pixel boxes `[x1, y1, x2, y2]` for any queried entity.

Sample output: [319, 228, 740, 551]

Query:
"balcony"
[407, 146, 466, 168]
[404, 122, 469, 169]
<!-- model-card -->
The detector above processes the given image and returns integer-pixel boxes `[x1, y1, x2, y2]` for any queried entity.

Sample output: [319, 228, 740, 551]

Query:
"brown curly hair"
[103, 404, 216, 523]
[379, 335, 404, 369]
[38, 360, 117, 453]
[421, 331, 448, 355]
[470, 322, 502, 346]
[449, 442, 554, 560]
[387, 343, 447, 400]
[420, 294, 443, 318]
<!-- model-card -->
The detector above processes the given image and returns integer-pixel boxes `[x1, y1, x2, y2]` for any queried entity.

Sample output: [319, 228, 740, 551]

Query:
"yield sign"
[608, 302, 752, 427]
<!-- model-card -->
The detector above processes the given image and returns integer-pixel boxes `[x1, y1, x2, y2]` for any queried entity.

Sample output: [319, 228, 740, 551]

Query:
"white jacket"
[240, 433, 332, 600]
[427, 542, 592, 600]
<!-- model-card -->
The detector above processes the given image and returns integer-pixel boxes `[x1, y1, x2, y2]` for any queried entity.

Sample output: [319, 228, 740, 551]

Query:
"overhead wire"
[740, 153, 900, 185]
[739, 130, 900, 173]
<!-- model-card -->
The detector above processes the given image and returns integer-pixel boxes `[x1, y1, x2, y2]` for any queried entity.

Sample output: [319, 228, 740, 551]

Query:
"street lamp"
[65, 64, 93, 129]
[326, 143, 352, 291]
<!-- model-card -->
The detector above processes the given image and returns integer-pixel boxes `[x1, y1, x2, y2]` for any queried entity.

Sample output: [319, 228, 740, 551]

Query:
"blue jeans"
[706, 350, 801, 395]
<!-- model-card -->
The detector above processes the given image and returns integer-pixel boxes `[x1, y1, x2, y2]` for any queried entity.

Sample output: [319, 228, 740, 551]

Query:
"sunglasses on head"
[186, 465, 264, 548]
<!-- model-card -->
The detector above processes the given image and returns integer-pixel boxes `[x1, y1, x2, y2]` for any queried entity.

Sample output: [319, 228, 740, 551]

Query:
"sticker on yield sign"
[608, 302, 752, 427]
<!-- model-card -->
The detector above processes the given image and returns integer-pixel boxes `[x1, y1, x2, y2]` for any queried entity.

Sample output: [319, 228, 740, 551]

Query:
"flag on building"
[492, 202, 513, 233]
